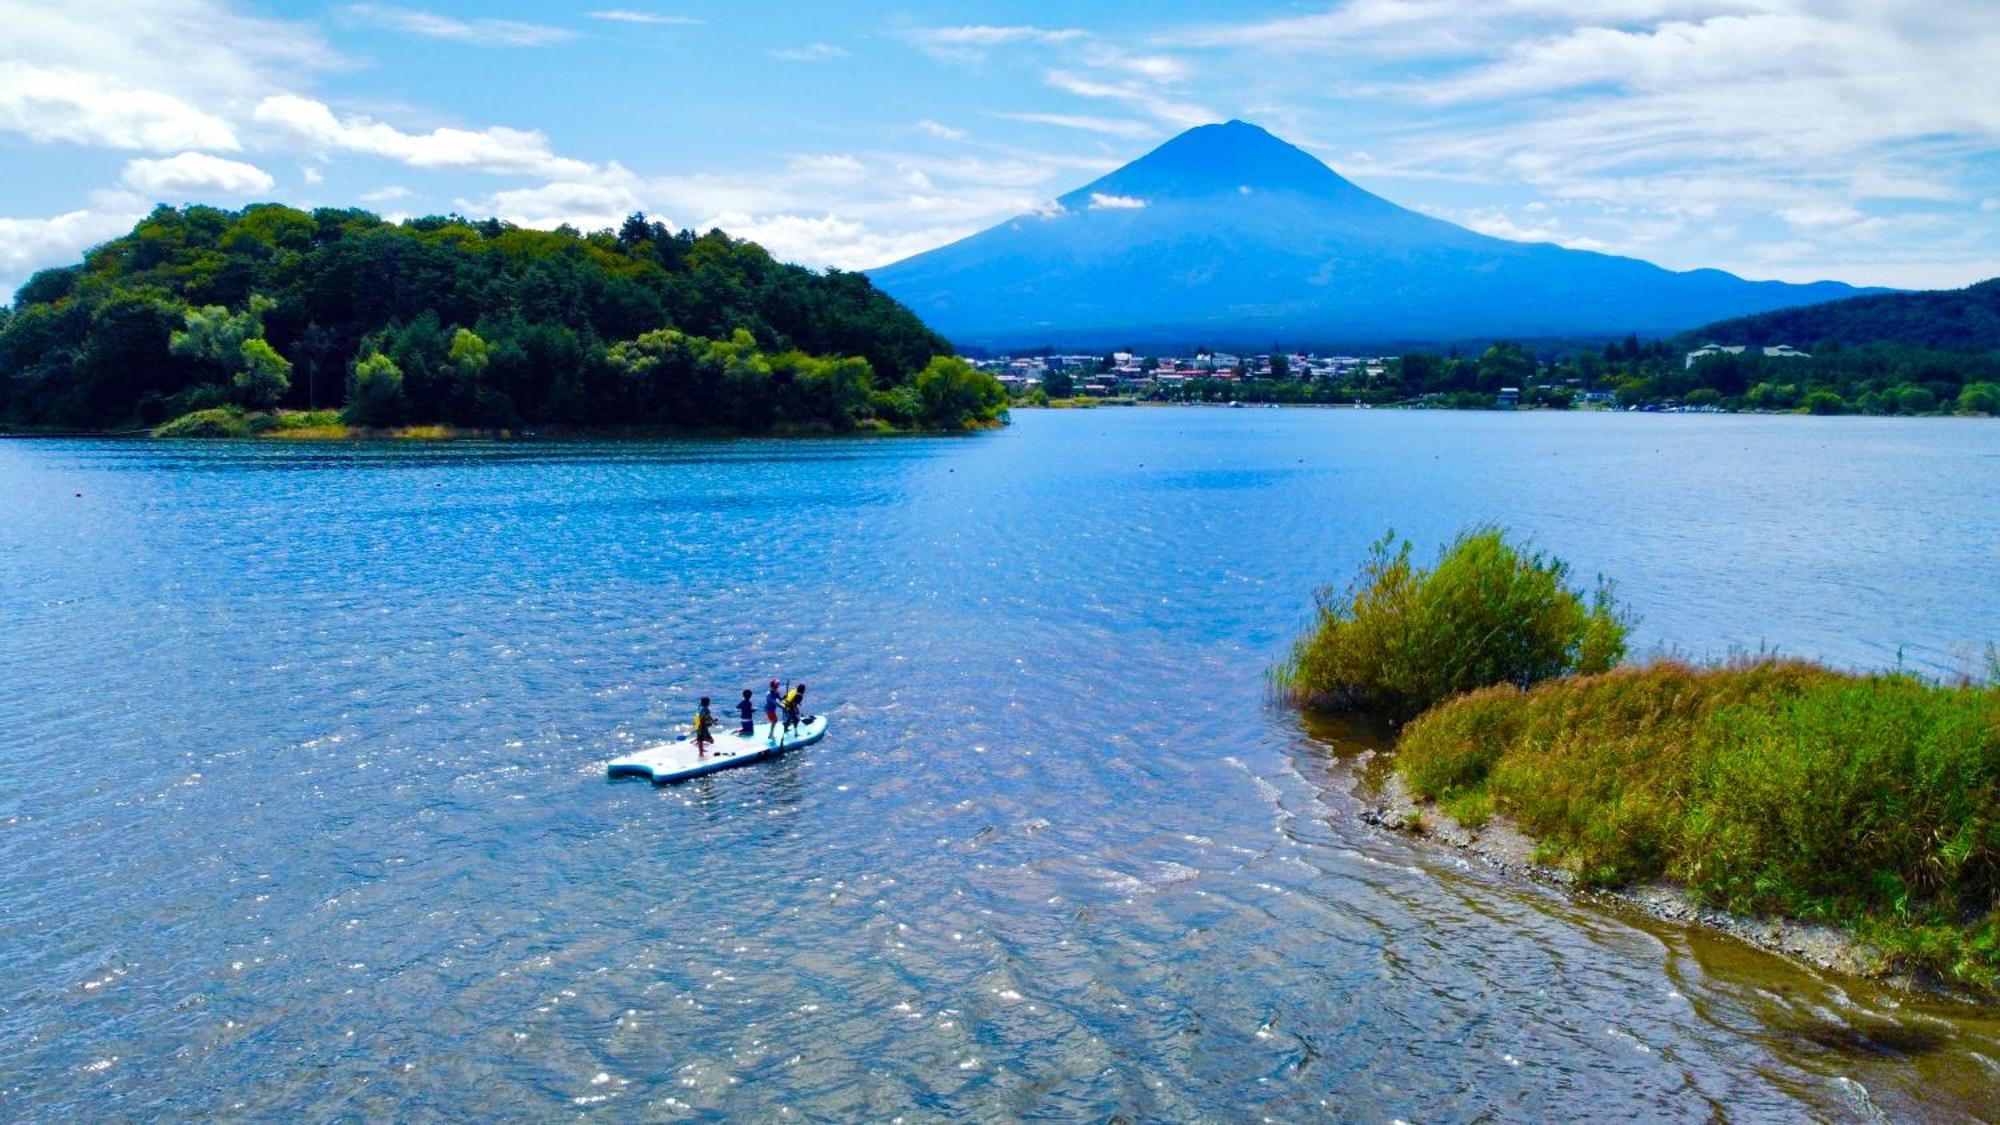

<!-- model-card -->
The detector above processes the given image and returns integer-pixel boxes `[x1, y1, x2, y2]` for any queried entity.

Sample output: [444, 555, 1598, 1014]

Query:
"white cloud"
[122, 151, 273, 196]
[0, 1, 335, 104]
[1088, 192, 1146, 211]
[301, 165, 324, 185]
[787, 154, 867, 180]
[585, 9, 701, 25]
[341, 5, 575, 47]
[694, 211, 969, 270]
[253, 95, 600, 178]
[1777, 202, 1864, 229]
[0, 62, 239, 151]
[468, 179, 647, 232]
[991, 112, 1156, 140]
[1043, 70, 1214, 129]
[771, 43, 847, 62]
[1981, 198, 2000, 213]
[0, 201, 147, 296]
[916, 119, 967, 141]
[360, 185, 413, 204]
[907, 24, 1086, 63]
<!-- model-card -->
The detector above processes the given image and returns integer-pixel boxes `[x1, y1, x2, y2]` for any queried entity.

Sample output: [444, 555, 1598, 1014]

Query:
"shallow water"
[3, 409, 1997, 1119]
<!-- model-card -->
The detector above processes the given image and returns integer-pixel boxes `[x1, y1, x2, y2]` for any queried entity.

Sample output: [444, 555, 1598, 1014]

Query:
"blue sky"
[4, 1, 1997, 301]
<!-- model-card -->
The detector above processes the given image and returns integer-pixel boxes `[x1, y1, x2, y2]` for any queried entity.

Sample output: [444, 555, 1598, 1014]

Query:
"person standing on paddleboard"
[764, 679, 782, 741]
[693, 696, 716, 758]
[736, 689, 756, 735]
[781, 682, 806, 737]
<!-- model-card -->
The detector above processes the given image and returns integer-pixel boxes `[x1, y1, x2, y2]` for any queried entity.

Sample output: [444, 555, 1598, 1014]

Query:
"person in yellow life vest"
[780, 683, 806, 738]
[693, 696, 716, 757]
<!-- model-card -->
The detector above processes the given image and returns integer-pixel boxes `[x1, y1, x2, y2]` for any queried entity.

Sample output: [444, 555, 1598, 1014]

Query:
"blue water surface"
[2, 409, 1997, 1119]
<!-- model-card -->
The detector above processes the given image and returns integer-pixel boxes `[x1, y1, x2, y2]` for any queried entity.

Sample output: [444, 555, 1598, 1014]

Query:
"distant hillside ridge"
[1685, 278, 2000, 351]
[869, 120, 1885, 348]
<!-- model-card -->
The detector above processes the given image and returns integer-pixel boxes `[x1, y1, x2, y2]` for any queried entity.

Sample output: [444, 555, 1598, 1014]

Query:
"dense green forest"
[1693, 277, 2000, 352]
[0, 204, 1006, 433]
[1133, 278, 2000, 413]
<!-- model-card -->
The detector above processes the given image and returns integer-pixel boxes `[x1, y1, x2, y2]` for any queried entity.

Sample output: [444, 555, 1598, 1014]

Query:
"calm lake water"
[3, 409, 1998, 1120]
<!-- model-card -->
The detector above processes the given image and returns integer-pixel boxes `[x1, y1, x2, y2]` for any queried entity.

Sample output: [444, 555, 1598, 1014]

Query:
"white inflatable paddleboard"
[606, 716, 828, 784]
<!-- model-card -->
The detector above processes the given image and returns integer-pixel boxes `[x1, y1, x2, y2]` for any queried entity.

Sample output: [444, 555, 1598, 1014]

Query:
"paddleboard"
[606, 716, 828, 784]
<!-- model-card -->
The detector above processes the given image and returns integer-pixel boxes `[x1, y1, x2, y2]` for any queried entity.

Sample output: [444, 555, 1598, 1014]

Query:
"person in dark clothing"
[736, 689, 756, 735]
[693, 696, 715, 757]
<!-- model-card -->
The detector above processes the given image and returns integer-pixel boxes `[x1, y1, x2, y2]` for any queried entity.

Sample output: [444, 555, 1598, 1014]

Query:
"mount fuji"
[868, 120, 1880, 349]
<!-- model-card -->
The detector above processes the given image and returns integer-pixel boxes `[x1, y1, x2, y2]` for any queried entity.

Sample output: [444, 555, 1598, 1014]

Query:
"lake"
[3, 408, 1997, 1119]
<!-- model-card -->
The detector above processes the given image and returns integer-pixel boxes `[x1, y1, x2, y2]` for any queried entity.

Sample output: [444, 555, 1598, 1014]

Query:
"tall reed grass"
[1400, 660, 2000, 985]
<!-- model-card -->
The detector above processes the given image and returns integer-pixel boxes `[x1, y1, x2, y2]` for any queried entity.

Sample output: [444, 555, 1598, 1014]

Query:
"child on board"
[736, 689, 756, 735]
[764, 679, 783, 741]
[781, 682, 806, 737]
[693, 696, 716, 757]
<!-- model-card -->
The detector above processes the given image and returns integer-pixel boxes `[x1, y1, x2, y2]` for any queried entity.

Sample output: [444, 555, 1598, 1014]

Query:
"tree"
[1475, 342, 1532, 393]
[1042, 367, 1074, 398]
[168, 294, 275, 380]
[1894, 384, 1937, 414]
[343, 351, 406, 427]
[913, 356, 1008, 428]
[235, 337, 292, 410]
[1959, 382, 2000, 414]
[1802, 390, 1847, 415]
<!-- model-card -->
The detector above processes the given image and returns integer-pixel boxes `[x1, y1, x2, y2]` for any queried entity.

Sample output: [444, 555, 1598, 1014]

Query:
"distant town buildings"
[967, 350, 1398, 396]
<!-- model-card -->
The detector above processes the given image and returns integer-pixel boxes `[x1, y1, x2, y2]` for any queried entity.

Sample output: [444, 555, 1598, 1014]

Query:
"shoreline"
[0, 419, 1008, 442]
[1350, 757, 1990, 1003]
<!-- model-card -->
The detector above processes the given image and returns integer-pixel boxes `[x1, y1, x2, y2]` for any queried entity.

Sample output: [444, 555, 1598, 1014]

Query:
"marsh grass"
[1400, 660, 2000, 985]
[1279, 527, 1629, 723]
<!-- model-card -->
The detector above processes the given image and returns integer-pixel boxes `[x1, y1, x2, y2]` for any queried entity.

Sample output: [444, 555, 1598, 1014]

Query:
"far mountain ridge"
[1684, 277, 2000, 352]
[870, 120, 1884, 349]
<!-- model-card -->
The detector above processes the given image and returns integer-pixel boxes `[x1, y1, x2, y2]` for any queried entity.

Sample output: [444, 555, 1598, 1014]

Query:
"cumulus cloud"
[467, 179, 648, 232]
[122, 151, 274, 196]
[693, 211, 971, 270]
[341, 5, 575, 47]
[0, 1, 335, 103]
[0, 200, 148, 296]
[916, 119, 967, 141]
[0, 62, 238, 151]
[253, 95, 600, 178]
[1087, 192, 1146, 210]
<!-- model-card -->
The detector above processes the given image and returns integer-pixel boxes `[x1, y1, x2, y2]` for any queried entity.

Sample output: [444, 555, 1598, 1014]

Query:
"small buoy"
[75, 491, 83, 497]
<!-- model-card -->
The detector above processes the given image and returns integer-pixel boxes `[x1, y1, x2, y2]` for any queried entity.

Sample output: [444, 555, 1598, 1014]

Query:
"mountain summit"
[869, 120, 1877, 348]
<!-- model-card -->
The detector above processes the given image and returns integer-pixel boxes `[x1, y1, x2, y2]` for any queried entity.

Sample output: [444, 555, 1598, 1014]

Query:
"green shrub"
[154, 406, 254, 438]
[1960, 382, 2000, 415]
[1280, 528, 1629, 723]
[1893, 384, 1938, 414]
[1398, 660, 2000, 985]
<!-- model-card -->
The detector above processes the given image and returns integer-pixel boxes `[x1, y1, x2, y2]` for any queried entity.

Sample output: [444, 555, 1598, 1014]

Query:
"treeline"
[0, 204, 1006, 432]
[1139, 338, 1999, 413]
[1694, 277, 2000, 353]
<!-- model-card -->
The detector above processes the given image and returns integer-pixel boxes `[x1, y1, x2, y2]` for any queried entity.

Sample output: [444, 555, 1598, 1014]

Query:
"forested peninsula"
[0, 204, 1007, 436]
